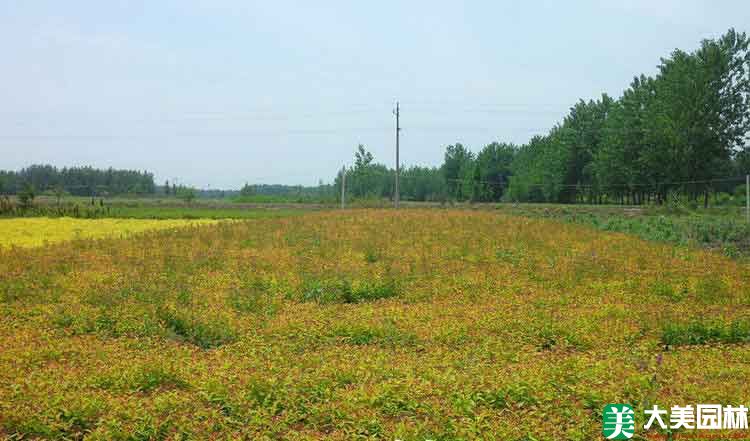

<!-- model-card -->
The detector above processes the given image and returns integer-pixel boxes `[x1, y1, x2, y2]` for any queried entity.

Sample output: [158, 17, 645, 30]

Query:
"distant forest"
[0, 165, 328, 201]
[0, 165, 156, 196]
[336, 29, 750, 205]
[0, 164, 334, 202]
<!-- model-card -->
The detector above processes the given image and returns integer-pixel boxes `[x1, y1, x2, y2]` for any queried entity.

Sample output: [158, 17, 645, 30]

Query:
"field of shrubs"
[0, 218, 217, 248]
[1, 210, 749, 440]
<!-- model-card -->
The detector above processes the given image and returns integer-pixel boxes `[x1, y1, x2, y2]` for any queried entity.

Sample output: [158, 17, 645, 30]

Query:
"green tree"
[649, 29, 750, 205]
[473, 142, 516, 201]
[557, 94, 614, 203]
[508, 132, 568, 202]
[240, 183, 256, 197]
[18, 183, 35, 208]
[178, 187, 196, 205]
[337, 144, 393, 200]
[442, 143, 474, 201]
[53, 184, 66, 205]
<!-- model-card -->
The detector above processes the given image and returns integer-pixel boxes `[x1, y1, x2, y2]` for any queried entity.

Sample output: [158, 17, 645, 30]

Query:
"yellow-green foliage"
[0, 217, 218, 248]
[1, 210, 749, 440]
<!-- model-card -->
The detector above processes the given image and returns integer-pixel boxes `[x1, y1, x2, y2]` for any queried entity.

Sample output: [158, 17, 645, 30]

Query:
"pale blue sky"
[1, 1, 748, 188]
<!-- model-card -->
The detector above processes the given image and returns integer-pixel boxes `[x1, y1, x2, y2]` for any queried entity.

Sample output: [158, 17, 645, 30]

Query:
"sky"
[1, 1, 748, 189]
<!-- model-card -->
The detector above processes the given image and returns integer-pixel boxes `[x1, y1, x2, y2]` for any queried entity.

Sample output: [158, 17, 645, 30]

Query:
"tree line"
[0, 165, 156, 196]
[233, 182, 335, 203]
[336, 29, 750, 205]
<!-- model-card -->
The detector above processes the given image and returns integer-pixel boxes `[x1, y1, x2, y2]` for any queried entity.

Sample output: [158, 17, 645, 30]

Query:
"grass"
[92, 364, 188, 393]
[495, 203, 750, 258]
[299, 278, 399, 304]
[157, 306, 238, 349]
[662, 320, 750, 346]
[331, 322, 419, 347]
[1, 209, 750, 439]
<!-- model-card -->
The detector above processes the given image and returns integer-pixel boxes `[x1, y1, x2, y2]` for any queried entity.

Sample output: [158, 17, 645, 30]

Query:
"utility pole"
[394, 101, 400, 208]
[341, 166, 346, 209]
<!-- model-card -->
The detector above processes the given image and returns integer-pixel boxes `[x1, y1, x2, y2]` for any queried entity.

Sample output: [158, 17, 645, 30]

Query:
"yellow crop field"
[0, 217, 219, 248]
[1, 210, 749, 440]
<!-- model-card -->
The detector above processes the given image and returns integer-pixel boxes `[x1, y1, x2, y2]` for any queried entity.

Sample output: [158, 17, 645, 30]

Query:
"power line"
[4, 121, 736, 139]
[0, 127, 395, 139]
[0, 103, 578, 120]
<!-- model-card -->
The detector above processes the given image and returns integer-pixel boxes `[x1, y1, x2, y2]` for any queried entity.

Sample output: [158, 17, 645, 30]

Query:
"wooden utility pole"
[394, 101, 400, 208]
[341, 166, 346, 209]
